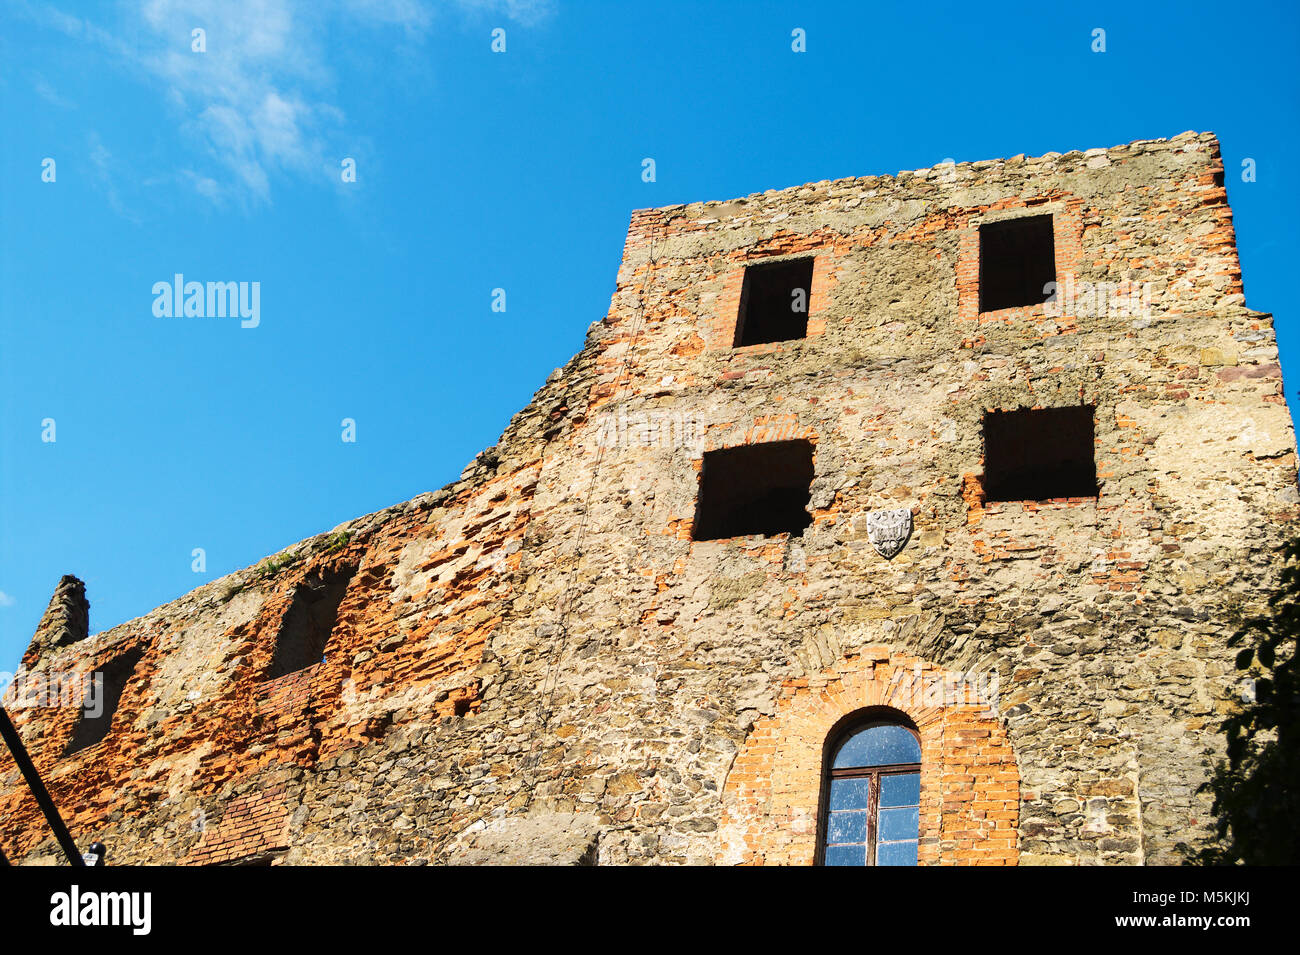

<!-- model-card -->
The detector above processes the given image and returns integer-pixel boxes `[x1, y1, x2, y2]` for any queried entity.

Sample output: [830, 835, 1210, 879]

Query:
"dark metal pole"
[0, 704, 84, 866]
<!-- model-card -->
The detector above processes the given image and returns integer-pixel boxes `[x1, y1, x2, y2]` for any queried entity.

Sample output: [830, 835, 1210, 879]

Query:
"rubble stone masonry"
[2, 131, 1294, 865]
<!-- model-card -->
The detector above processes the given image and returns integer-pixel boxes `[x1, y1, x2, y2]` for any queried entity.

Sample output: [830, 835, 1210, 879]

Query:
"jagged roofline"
[30, 129, 1227, 650]
[635, 130, 1221, 216]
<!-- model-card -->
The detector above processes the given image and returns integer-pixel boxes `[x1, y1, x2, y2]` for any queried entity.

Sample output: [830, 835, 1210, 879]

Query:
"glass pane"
[832, 724, 920, 769]
[826, 810, 867, 845]
[878, 805, 920, 842]
[879, 772, 921, 808]
[828, 776, 870, 811]
[824, 843, 867, 867]
[876, 840, 918, 866]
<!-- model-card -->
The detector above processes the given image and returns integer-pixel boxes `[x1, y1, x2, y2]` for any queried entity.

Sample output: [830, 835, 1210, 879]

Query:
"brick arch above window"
[717, 648, 1019, 866]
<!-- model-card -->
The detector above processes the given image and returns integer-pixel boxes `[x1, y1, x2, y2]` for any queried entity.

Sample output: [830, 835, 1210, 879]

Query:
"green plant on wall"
[323, 530, 351, 554]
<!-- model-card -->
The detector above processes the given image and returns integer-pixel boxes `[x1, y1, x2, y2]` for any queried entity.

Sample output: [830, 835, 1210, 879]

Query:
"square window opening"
[692, 439, 814, 540]
[978, 215, 1055, 312]
[63, 646, 144, 756]
[982, 406, 1098, 502]
[734, 257, 814, 347]
[264, 564, 357, 680]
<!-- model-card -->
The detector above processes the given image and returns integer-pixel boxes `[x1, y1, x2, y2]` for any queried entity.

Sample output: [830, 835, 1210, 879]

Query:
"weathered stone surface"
[24, 575, 89, 663]
[446, 811, 600, 865]
[0, 132, 1293, 866]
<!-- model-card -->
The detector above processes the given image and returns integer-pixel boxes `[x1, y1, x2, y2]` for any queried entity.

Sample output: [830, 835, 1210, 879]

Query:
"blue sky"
[2, 0, 1298, 673]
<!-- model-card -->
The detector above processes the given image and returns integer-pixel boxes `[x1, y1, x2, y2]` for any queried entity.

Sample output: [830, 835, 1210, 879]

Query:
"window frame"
[690, 439, 815, 542]
[976, 212, 1056, 313]
[816, 716, 921, 866]
[262, 563, 358, 682]
[62, 645, 145, 757]
[981, 404, 1099, 503]
[732, 256, 815, 348]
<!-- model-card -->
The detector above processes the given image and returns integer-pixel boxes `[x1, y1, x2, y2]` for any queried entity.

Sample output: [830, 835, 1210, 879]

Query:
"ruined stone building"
[2, 131, 1294, 865]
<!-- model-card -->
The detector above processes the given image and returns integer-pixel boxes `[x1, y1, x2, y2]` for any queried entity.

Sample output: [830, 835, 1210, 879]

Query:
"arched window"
[819, 718, 921, 866]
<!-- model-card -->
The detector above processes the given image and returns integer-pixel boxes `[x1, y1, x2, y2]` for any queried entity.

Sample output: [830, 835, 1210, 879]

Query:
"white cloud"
[0, 591, 16, 608]
[457, 0, 553, 27]
[88, 131, 142, 223]
[343, 0, 435, 32]
[133, 0, 335, 204]
[32, 73, 75, 108]
[27, 0, 554, 205]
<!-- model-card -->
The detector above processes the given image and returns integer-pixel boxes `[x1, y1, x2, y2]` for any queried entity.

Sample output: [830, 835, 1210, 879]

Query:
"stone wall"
[1, 131, 1294, 865]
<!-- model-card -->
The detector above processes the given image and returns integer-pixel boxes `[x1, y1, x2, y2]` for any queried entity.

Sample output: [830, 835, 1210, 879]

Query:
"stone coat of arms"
[866, 508, 912, 560]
